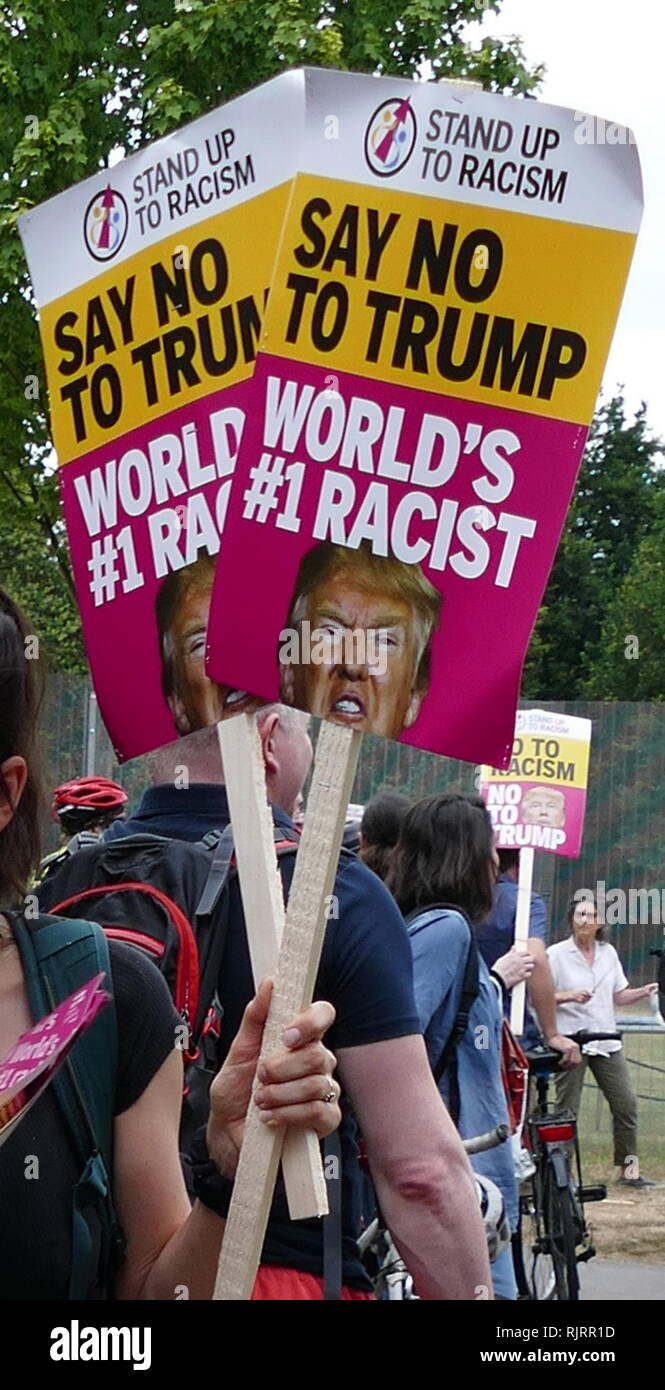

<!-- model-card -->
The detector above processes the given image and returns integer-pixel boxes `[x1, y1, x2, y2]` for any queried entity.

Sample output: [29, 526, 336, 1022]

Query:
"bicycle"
[358, 1123, 511, 1300]
[513, 1028, 621, 1302]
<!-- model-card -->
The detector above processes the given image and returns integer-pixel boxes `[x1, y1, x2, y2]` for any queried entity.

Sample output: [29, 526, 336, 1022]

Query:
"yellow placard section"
[40, 183, 290, 463]
[262, 174, 635, 426]
[481, 733, 590, 791]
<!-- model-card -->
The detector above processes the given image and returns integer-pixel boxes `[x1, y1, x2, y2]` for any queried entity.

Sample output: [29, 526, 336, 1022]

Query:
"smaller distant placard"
[479, 709, 591, 858]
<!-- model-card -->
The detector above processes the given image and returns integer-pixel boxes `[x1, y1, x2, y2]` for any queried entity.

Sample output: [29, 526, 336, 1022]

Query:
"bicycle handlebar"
[526, 1029, 623, 1074]
[567, 1029, 622, 1044]
[462, 1123, 510, 1155]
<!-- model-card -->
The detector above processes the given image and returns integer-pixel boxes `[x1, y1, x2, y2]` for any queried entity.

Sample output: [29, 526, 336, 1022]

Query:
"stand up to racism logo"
[364, 97, 417, 177]
[83, 185, 129, 261]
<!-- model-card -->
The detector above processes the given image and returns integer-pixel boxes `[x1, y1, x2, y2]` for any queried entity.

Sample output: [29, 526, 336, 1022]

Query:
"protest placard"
[479, 708, 592, 858]
[206, 69, 642, 768]
[19, 73, 303, 761]
[479, 707, 591, 1030]
[0, 975, 109, 1147]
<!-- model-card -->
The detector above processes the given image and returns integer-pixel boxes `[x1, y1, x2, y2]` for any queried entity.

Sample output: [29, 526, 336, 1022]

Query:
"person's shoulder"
[528, 889, 548, 934]
[317, 854, 421, 1047]
[408, 902, 468, 925]
[407, 904, 471, 944]
[496, 875, 517, 899]
[546, 937, 567, 955]
[107, 940, 181, 1114]
[102, 818, 135, 842]
[334, 853, 403, 912]
[328, 854, 410, 946]
[107, 938, 177, 1016]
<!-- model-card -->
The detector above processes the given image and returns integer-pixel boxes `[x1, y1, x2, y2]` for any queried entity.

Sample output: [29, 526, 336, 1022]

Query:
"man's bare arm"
[338, 1034, 491, 1301]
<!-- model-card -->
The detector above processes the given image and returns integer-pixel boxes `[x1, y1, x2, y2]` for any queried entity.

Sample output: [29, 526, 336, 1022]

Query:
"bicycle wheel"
[544, 1168, 579, 1301]
[515, 1191, 556, 1300]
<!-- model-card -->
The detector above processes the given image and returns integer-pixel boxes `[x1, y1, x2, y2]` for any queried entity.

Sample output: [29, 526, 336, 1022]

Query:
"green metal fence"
[354, 702, 665, 984]
[41, 683, 665, 982]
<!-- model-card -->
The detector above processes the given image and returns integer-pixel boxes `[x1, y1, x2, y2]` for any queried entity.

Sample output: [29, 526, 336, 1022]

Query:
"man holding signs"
[200, 72, 638, 1293]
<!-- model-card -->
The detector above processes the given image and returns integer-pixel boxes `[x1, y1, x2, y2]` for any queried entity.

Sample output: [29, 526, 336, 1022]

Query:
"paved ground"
[579, 1258, 665, 1300]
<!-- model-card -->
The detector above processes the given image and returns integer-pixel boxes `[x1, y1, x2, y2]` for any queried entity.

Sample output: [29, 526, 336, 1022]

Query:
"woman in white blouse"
[547, 896, 659, 1190]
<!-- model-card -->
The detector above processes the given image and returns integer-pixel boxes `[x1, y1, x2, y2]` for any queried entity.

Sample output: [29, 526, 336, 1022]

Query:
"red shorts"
[251, 1266, 375, 1301]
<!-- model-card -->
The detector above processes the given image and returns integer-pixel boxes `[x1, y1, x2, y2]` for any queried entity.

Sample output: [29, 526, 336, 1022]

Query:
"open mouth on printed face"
[222, 688, 253, 714]
[329, 692, 368, 722]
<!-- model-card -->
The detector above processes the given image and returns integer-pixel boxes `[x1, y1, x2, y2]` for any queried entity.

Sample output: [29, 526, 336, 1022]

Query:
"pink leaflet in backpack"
[0, 975, 109, 1146]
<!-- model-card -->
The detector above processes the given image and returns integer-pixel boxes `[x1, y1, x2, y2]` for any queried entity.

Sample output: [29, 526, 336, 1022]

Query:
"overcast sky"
[470, 0, 665, 444]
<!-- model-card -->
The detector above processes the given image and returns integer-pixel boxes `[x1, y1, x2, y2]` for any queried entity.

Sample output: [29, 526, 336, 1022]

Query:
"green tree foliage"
[522, 393, 665, 700]
[0, 505, 86, 670]
[592, 529, 665, 699]
[0, 0, 540, 667]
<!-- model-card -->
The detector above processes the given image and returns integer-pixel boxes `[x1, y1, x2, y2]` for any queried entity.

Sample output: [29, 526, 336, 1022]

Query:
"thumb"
[228, 977, 274, 1063]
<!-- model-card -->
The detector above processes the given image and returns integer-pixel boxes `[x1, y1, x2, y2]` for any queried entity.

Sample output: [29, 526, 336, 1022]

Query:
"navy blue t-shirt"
[107, 784, 420, 1285]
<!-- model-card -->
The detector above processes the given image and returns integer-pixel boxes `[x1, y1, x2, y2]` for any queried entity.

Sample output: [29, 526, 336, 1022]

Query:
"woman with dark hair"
[388, 793, 534, 1299]
[548, 895, 659, 1189]
[359, 791, 412, 881]
[0, 588, 341, 1299]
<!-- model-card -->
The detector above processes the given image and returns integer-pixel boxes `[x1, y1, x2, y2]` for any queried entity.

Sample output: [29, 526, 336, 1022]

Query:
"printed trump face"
[279, 544, 442, 741]
[280, 566, 431, 740]
[156, 560, 261, 735]
[521, 786, 566, 829]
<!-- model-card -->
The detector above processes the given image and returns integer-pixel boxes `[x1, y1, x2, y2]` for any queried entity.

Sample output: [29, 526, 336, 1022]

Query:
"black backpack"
[36, 825, 300, 1163]
[405, 902, 480, 1124]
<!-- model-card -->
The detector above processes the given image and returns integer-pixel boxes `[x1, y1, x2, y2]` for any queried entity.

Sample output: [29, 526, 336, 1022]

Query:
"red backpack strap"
[49, 881, 199, 1044]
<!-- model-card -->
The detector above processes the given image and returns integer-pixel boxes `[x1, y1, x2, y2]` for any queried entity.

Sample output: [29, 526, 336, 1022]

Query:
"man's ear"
[258, 711, 280, 775]
[403, 687, 425, 731]
[0, 756, 28, 833]
[167, 694, 192, 737]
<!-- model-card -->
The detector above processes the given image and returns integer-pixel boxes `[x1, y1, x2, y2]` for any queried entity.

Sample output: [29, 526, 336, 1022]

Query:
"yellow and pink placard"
[20, 71, 642, 766]
[479, 708, 592, 858]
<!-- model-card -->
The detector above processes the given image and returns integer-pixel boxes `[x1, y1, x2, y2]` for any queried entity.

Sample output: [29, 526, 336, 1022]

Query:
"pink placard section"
[206, 356, 587, 767]
[484, 782, 587, 858]
[59, 382, 251, 762]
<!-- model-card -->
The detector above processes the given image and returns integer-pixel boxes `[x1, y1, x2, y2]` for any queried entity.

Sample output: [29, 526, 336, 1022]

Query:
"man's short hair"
[498, 848, 519, 874]
[155, 555, 217, 703]
[285, 541, 442, 691]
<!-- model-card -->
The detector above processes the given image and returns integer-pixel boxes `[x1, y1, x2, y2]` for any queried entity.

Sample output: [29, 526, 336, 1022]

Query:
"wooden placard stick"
[213, 720, 361, 1301]
[217, 713, 326, 1220]
[509, 845, 535, 1036]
